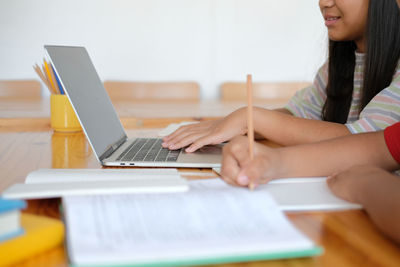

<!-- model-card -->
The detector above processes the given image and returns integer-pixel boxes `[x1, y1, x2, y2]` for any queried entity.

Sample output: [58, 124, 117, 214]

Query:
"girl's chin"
[328, 36, 353, 42]
[327, 32, 346, 42]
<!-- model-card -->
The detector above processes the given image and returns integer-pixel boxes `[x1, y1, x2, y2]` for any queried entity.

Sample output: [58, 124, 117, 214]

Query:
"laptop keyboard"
[116, 138, 181, 162]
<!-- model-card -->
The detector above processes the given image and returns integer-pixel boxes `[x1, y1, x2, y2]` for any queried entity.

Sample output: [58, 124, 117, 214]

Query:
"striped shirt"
[286, 52, 400, 133]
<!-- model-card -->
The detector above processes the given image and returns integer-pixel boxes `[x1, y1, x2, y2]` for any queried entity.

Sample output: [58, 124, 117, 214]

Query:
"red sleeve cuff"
[384, 123, 400, 164]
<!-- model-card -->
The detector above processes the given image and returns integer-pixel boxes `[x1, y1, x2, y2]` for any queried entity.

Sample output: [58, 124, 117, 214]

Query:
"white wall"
[0, 0, 327, 99]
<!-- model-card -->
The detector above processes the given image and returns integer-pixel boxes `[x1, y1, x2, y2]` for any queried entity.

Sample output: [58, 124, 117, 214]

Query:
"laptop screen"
[45, 45, 127, 161]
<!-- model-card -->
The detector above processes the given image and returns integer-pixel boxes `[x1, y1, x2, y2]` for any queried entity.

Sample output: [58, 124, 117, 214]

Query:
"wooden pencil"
[246, 74, 255, 190]
[33, 64, 53, 94]
[43, 59, 59, 94]
[48, 62, 61, 94]
[42, 64, 56, 94]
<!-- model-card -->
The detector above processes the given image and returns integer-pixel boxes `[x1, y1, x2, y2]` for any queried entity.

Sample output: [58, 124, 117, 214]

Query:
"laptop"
[45, 45, 222, 168]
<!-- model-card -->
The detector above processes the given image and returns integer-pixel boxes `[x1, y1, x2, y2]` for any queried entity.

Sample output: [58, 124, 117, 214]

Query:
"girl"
[220, 0, 400, 244]
[162, 0, 400, 153]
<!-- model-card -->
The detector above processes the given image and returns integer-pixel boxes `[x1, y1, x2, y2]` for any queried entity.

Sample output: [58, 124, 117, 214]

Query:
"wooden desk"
[0, 102, 399, 266]
[1, 128, 400, 267]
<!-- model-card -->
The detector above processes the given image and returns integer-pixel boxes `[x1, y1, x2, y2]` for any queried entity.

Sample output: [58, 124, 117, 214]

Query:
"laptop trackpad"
[178, 145, 223, 164]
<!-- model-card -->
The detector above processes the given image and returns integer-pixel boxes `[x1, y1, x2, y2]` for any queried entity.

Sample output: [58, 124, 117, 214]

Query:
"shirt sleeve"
[285, 61, 328, 120]
[384, 122, 400, 164]
[346, 76, 400, 133]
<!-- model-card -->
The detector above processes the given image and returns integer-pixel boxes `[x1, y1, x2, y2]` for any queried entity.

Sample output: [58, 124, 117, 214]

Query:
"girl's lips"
[325, 16, 340, 26]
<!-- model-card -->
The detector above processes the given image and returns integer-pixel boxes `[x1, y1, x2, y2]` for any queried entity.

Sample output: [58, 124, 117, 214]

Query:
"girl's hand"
[220, 136, 282, 187]
[327, 165, 386, 203]
[162, 108, 248, 152]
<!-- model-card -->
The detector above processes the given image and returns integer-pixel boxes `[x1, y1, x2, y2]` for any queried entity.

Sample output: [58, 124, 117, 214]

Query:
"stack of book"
[0, 198, 26, 242]
[0, 197, 65, 265]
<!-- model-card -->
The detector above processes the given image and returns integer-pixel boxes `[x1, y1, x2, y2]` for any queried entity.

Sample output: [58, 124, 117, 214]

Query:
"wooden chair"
[103, 81, 200, 101]
[220, 82, 311, 101]
[0, 80, 42, 99]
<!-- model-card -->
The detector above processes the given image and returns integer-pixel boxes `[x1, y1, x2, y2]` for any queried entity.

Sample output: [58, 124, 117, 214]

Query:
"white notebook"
[63, 181, 322, 267]
[2, 169, 188, 199]
[211, 168, 361, 211]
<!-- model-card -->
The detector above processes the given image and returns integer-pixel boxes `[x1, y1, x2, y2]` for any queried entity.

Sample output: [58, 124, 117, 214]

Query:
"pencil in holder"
[50, 94, 82, 132]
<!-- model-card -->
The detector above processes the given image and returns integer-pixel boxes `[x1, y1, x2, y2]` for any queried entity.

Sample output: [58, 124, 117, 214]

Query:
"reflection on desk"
[51, 132, 91, 169]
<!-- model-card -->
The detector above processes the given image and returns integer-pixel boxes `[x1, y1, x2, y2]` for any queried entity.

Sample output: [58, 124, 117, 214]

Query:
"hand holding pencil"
[219, 74, 282, 190]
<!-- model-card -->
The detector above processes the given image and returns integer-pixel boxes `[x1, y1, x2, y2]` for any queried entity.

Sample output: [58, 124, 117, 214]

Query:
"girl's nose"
[320, 0, 335, 9]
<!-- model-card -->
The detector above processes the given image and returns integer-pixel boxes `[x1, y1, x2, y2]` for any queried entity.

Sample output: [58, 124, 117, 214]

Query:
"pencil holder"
[50, 94, 82, 132]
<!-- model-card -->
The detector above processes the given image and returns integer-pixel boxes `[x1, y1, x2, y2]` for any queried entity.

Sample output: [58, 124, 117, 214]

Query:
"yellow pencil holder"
[50, 94, 82, 132]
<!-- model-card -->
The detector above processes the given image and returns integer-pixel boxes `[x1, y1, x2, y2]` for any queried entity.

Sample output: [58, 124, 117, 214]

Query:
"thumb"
[236, 158, 271, 187]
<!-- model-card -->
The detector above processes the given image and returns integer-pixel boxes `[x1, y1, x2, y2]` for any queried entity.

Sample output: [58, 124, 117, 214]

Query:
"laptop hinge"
[99, 135, 127, 161]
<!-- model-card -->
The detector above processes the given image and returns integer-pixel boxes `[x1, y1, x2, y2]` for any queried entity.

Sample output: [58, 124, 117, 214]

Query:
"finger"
[162, 125, 195, 146]
[223, 138, 252, 168]
[170, 132, 209, 150]
[164, 131, 199, 149]
[163, 123, 210, 148]
[162, 126, 187, 142]
[163, 122, 215, 148]
[163, 123, 199, 142]
[221, 149, 242, 186]
[185, 135, 217, 153]
[185, 122, 242, 153]
[220, 175, 241, 187]
[221, 140, 252, 186]
[238, 158, 270, 187]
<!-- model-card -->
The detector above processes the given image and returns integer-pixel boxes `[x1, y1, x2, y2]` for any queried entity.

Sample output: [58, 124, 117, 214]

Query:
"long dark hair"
[322, 0, 400, 123]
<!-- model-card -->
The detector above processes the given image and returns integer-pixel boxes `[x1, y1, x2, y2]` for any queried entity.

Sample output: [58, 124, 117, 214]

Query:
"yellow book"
[0, 213, 64, 266]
